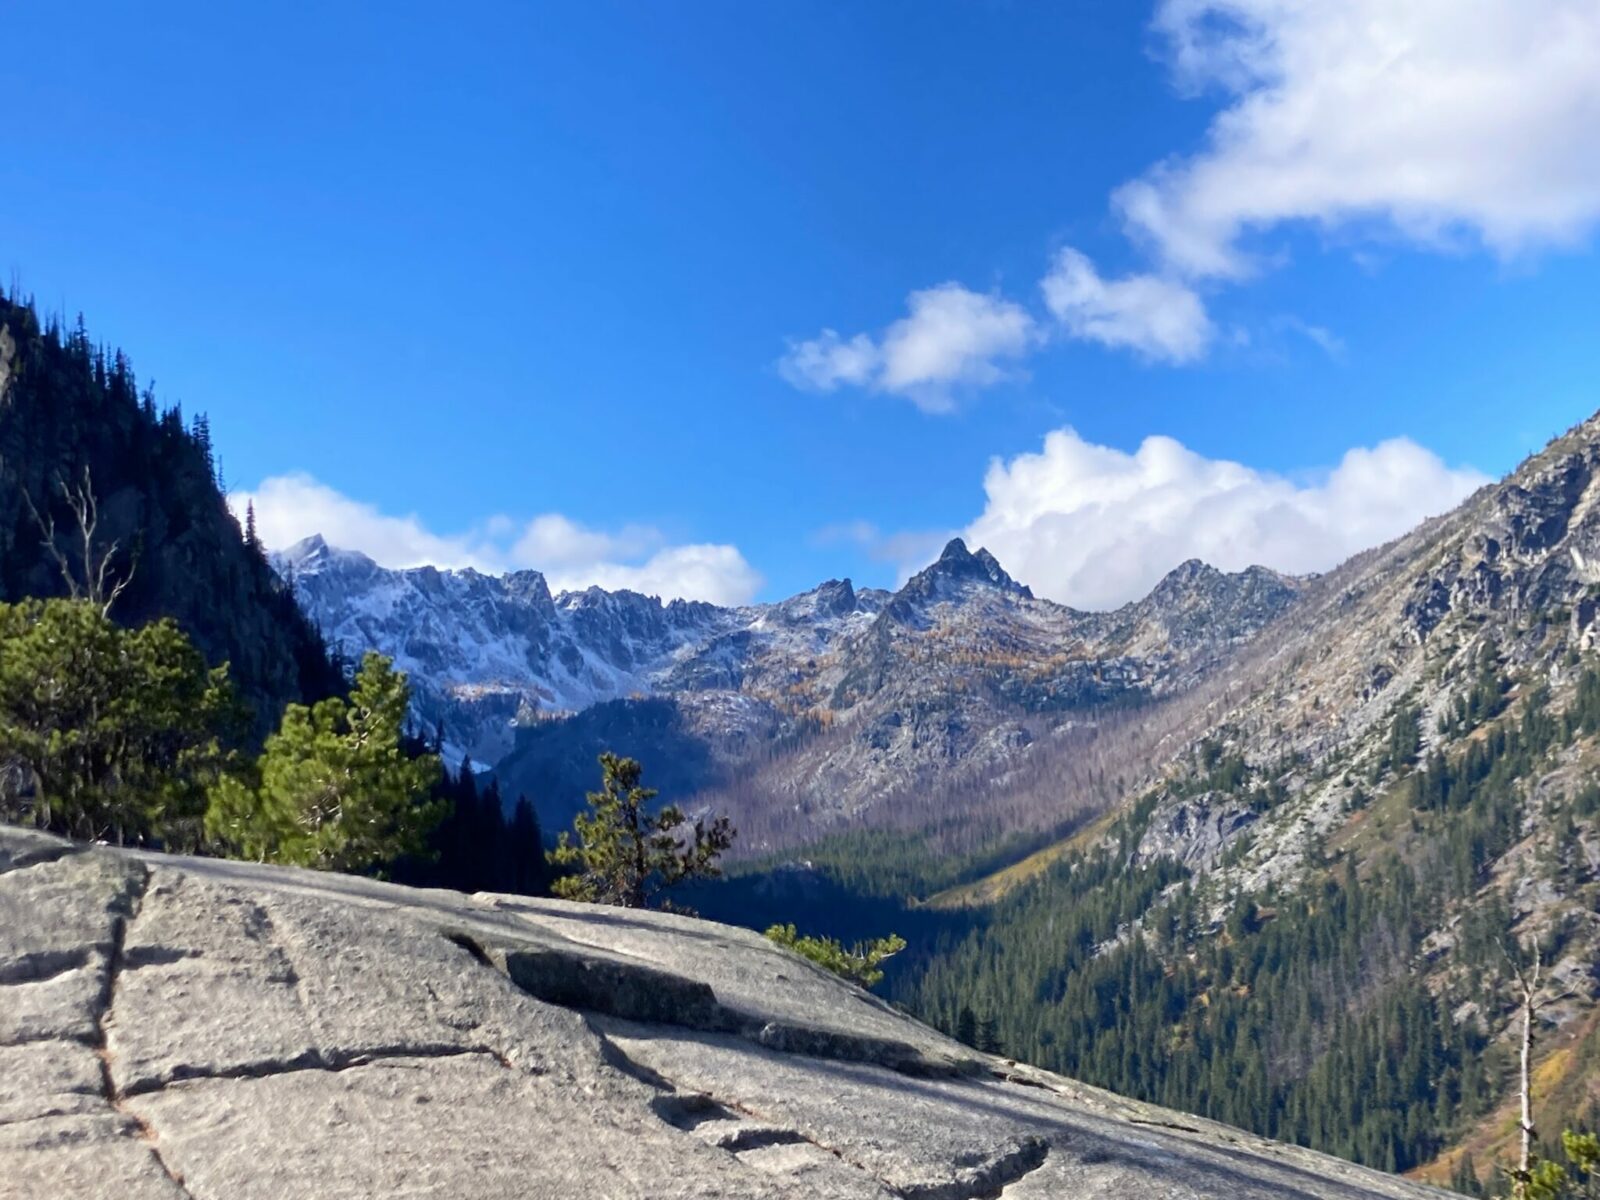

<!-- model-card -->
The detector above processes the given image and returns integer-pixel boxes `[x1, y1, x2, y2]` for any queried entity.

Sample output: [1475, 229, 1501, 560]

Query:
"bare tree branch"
[19, 465, 134, 616]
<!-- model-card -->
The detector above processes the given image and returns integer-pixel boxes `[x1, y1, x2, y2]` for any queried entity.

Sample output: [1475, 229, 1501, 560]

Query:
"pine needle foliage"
[549, 751, 733, 908]
[0, 598, 237, 847]
[206, 652, 442, 873]
[764, 923, 906, 989]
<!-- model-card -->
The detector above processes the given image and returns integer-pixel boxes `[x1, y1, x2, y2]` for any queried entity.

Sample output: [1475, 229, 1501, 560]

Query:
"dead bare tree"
[1503, 936, 1579, 1200]
[20, 465, 134, 616]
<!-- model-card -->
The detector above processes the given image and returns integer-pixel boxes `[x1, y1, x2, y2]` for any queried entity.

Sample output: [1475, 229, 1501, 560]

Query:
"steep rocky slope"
[283, 534, 1301, 849]
[0, 825, 1450, 1200]
[902, 412, 1600, 1190]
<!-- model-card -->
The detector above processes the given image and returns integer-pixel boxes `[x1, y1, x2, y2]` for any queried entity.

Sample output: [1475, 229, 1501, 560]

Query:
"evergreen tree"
[0, 598, 237, 847]
[1388, 703, 1422, 774]
[207, 652, 442, 873]
[955, 1005, 979, 1048]
[764, 923, 906, 989]
[549, 752, 733, 908]
[978, 1013, 1003, 1055]
[508, 794, 546, 894]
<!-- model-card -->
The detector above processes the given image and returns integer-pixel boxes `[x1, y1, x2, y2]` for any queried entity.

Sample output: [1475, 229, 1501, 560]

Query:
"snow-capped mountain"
[276, 534, 1303, 848]
[273, 535, 887, 765]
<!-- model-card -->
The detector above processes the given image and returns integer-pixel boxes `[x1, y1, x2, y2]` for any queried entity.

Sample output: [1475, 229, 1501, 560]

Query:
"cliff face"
[0, 825, 1449, 1200]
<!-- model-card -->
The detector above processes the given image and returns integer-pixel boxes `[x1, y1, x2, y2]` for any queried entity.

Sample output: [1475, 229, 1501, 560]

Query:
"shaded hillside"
[0, 293, 339, 730]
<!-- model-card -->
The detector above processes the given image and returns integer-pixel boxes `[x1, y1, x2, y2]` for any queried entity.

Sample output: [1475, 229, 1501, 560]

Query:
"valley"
[280, 412, 1600, 1195]
[5, 287, 1600, 1197]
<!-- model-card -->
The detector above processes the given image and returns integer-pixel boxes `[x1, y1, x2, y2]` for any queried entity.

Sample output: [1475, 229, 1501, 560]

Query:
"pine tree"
[978, 1013, 1003, 1055]
[0, 598, 237, 846]
[548, 752, 733, 908]
[207, 652, 442, 873]
[509, 794, 545, 894]
[191, 412, 214, 480]
[1388, 703, 1421, 774]
[955, 1005, 978, 1048]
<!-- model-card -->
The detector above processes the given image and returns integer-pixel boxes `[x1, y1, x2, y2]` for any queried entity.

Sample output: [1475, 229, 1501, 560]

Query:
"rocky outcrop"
[0, 826, 1448, 1199]
[1134, 793, 1259, 871]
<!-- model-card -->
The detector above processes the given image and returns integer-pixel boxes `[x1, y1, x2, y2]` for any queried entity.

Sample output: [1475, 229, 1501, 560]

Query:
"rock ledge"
[0, 827, 1449, 1199]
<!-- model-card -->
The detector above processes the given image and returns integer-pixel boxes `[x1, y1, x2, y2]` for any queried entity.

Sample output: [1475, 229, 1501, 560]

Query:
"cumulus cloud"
[509, 513, 664, 571]
[957, 428, 1488, 609]
[237, 473, 499, 571]
[780, 1, 1600, 380]
[1122, 0, 1600, 279]
[562, 545, 763, 606]
[1040, 248, 1213, 362]
[230, 473, 763, 606]
[779, 284, 1038, 412]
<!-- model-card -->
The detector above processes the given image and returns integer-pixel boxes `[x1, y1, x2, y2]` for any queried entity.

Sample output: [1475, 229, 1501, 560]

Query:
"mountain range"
[14, 280, 1600, 1193]
[275, 532, 1302, 847]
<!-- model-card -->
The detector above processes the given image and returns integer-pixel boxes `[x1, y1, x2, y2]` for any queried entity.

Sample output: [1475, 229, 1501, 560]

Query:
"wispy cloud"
[810, 520, 953, 583]
[1040, 248, 1212, 363]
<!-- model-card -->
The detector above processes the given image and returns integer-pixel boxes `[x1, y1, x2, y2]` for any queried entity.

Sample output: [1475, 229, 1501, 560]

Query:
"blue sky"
[5, 2, 1599, 606]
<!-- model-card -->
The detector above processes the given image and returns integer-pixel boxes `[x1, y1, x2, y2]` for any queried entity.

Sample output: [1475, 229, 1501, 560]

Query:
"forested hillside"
[0, 290, 340, 730]
[823, 414, 1600, 1195]
[675, 414, 1600, 1196]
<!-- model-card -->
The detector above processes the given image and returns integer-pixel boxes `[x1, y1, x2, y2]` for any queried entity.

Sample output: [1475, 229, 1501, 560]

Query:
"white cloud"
[779, 1, 1600, 378]
[957, 428, 1488, 609]
[237, 473, 500, 571]
[779, 283, 1038, 412]
[230, 473, 763, 606]
[1121, 0, 1600, 279]
[1040, 247, 1213, 362]
[509, 513, 664, 570]
[1273, 315, 1345, 360]
[877, 285, 1038, 401]
[563, 545, 763, 607]
[777, 330, 880, 392]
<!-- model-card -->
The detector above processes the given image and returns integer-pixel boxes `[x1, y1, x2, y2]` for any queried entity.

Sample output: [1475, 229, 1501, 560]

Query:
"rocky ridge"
[280, 534, 1303, 850]
[0, 825, 1450, 1199]
[1121, 413, 1600, 897]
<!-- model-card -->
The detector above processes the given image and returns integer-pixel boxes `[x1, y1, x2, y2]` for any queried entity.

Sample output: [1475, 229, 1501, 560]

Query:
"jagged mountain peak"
[270, 534, 391, 590]
[1153, 557, 1220, 589]
[283, 531, 330, 559]
[1139, 558, 1300, 614]
[905, 537, 1033, 601]
[276, 532, 352, 571]
[771, 576, 865, 623]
